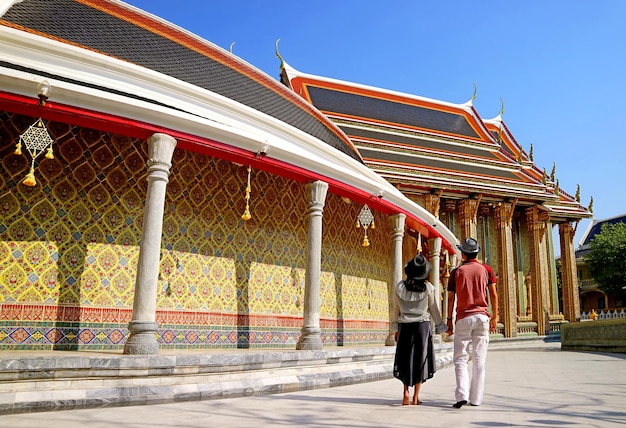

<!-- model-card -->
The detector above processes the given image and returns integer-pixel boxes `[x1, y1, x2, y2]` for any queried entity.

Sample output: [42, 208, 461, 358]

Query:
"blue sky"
[125, 0, 626, 248]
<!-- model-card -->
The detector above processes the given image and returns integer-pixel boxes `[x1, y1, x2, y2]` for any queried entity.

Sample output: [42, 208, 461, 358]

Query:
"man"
[446, 237, 498, 408]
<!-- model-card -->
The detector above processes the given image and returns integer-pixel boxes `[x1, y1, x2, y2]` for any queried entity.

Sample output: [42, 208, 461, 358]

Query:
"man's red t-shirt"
[448, 259, 496, 321]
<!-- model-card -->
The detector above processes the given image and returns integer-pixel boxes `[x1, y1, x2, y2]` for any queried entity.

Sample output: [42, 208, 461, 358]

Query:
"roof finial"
[554, 179, 560, 196]
[550, 162, 556, 182]
[471, 82, 477, 101]
[575, 184, 581, 202]
[498, 97, 505, 116]
[529, 144, 534, 161]
[588, 196, 594, 213]
[275, 38, 285, 69]
[229, 42, 236, 54]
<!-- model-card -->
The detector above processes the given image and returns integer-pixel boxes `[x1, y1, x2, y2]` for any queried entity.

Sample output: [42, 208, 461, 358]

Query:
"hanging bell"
[14, 141, 22, 155]
[45, 146, 54, 160]
[22, 166, 37, 187]
[241, 207, 251, 221]
[362, 227, 370, 247]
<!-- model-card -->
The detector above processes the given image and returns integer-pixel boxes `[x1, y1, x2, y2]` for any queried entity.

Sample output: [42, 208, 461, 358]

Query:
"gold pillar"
[559, 222, 580, 322]
[495, 201, 517, 337]
[424, 190, 443, 218]
[526, 206, 550, 336]
[458, 196, 481, 240]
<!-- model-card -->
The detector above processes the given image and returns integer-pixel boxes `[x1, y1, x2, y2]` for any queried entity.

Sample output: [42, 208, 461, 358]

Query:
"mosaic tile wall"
[0, 112, 392, 350]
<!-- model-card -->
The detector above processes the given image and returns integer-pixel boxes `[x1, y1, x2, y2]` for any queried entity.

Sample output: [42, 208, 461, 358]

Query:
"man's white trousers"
[453, 314, 490, 405]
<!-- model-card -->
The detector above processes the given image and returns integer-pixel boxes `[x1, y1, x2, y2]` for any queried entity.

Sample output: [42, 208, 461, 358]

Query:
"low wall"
[561, 319, 626, 353]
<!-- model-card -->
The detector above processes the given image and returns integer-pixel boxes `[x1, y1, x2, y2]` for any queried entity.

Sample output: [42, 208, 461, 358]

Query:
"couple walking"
[391, 238, 499, 408]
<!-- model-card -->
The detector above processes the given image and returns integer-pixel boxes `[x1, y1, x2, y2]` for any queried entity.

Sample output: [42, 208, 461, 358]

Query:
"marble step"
[0, 343, 453, 415]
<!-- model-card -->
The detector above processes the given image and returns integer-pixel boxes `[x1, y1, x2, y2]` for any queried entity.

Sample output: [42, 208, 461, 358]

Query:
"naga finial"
[588, 196, 594, 213]
[275, 38, 285, 69]
[471, 82, 477, 101]
[550, 162, 556, 182]
[229, 42, 236, 54]
[498, 97, 505, 116]
[529, 144, 534, 162]
[575, 184, 581, 202]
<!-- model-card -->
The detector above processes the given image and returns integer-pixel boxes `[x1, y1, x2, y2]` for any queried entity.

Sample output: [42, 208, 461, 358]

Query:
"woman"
[392, 254, 448, 405]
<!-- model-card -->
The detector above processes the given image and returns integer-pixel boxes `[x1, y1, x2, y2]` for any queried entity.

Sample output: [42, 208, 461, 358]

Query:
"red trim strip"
[1, 91, 454, 252]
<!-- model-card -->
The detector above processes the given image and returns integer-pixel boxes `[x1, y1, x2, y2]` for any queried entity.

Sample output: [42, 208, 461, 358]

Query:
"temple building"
[575, 214, 626, 313]
[0, 0, 457, 353]
[0, 0, 589, 354]
[280, 62, 592, 337]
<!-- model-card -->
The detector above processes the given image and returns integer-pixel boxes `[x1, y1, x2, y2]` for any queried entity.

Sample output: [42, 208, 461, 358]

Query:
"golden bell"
[241, 208, 251, 221]
[45, 146, 54, 159]
[22, 166, 37, 187]
[14, 142, 22, 155]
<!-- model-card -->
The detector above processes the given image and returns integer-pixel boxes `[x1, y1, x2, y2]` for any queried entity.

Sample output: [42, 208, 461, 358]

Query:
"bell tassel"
[45, 146, 54, 160]
[22, 164, 37, 187]
[14, 141, 22, 155]
[362, 226, 370, 247]
[241, 165, 252, 221]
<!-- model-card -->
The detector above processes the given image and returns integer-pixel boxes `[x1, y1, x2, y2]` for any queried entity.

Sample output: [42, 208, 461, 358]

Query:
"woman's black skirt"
[393, 321, 436, 386]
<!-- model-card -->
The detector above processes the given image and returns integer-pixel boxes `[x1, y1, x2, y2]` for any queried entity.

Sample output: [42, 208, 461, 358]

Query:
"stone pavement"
[2, 341, 625, 428]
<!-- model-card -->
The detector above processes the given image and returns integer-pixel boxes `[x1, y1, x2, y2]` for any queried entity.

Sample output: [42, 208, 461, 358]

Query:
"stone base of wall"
[561, 319, 626, 353]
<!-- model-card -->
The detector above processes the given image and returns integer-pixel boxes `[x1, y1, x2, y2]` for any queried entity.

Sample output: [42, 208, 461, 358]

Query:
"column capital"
[387, 213, 406, 238]
[147, 133, 177, 167]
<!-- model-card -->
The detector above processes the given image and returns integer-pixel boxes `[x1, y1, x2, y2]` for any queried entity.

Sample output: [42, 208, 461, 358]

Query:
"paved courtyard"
[2, 341, 625, 428]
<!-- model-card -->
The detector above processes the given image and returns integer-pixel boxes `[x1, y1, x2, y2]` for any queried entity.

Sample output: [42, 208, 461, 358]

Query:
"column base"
[385, 332, 396, 346]
[296, 327, 322, 350]
[123, 321, 159, 355]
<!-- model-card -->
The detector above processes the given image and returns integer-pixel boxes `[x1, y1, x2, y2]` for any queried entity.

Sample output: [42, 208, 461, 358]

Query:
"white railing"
[580, 309, 626, 320]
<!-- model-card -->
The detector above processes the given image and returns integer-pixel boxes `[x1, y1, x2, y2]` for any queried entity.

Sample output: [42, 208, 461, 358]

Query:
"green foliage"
[585, 223, 626, 295]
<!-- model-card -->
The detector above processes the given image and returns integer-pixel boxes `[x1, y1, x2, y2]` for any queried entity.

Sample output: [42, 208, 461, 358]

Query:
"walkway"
[2, 341, 625, 427]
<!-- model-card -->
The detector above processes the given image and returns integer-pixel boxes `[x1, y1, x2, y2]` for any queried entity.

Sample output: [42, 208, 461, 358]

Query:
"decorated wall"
[0, 112, 392, 350]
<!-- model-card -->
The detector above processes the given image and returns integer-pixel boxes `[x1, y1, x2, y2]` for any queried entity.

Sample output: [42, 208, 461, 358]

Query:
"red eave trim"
[1, 90, 454, 252]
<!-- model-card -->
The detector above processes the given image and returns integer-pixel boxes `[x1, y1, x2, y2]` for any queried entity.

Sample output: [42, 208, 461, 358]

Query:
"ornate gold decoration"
[575, 184, 581, 202]
[588, 196, 593, 213]
[444, 251, 451, 278]
[550, 162, 556, 182]
[16, 118, 54, 187]
[554, 179, 560, 196]
[356, 204, 375, 247]
[241, 165, 252, 221]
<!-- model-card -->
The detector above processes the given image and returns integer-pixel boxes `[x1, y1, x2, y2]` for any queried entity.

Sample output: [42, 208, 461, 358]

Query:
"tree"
[585, 222, 626, 296]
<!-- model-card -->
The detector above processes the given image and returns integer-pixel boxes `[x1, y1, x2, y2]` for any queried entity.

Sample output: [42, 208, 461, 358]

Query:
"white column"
[428, 237, 442, 343]
[296, 181, 329, 350]
[123, 133, 177, 355]
[385, 214, 405, 346]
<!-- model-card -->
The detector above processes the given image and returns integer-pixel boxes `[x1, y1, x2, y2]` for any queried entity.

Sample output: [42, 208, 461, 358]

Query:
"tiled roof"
[1, 0, 362, 162]
[580, 214, 626, 247]
[284, 65, 592, 219]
